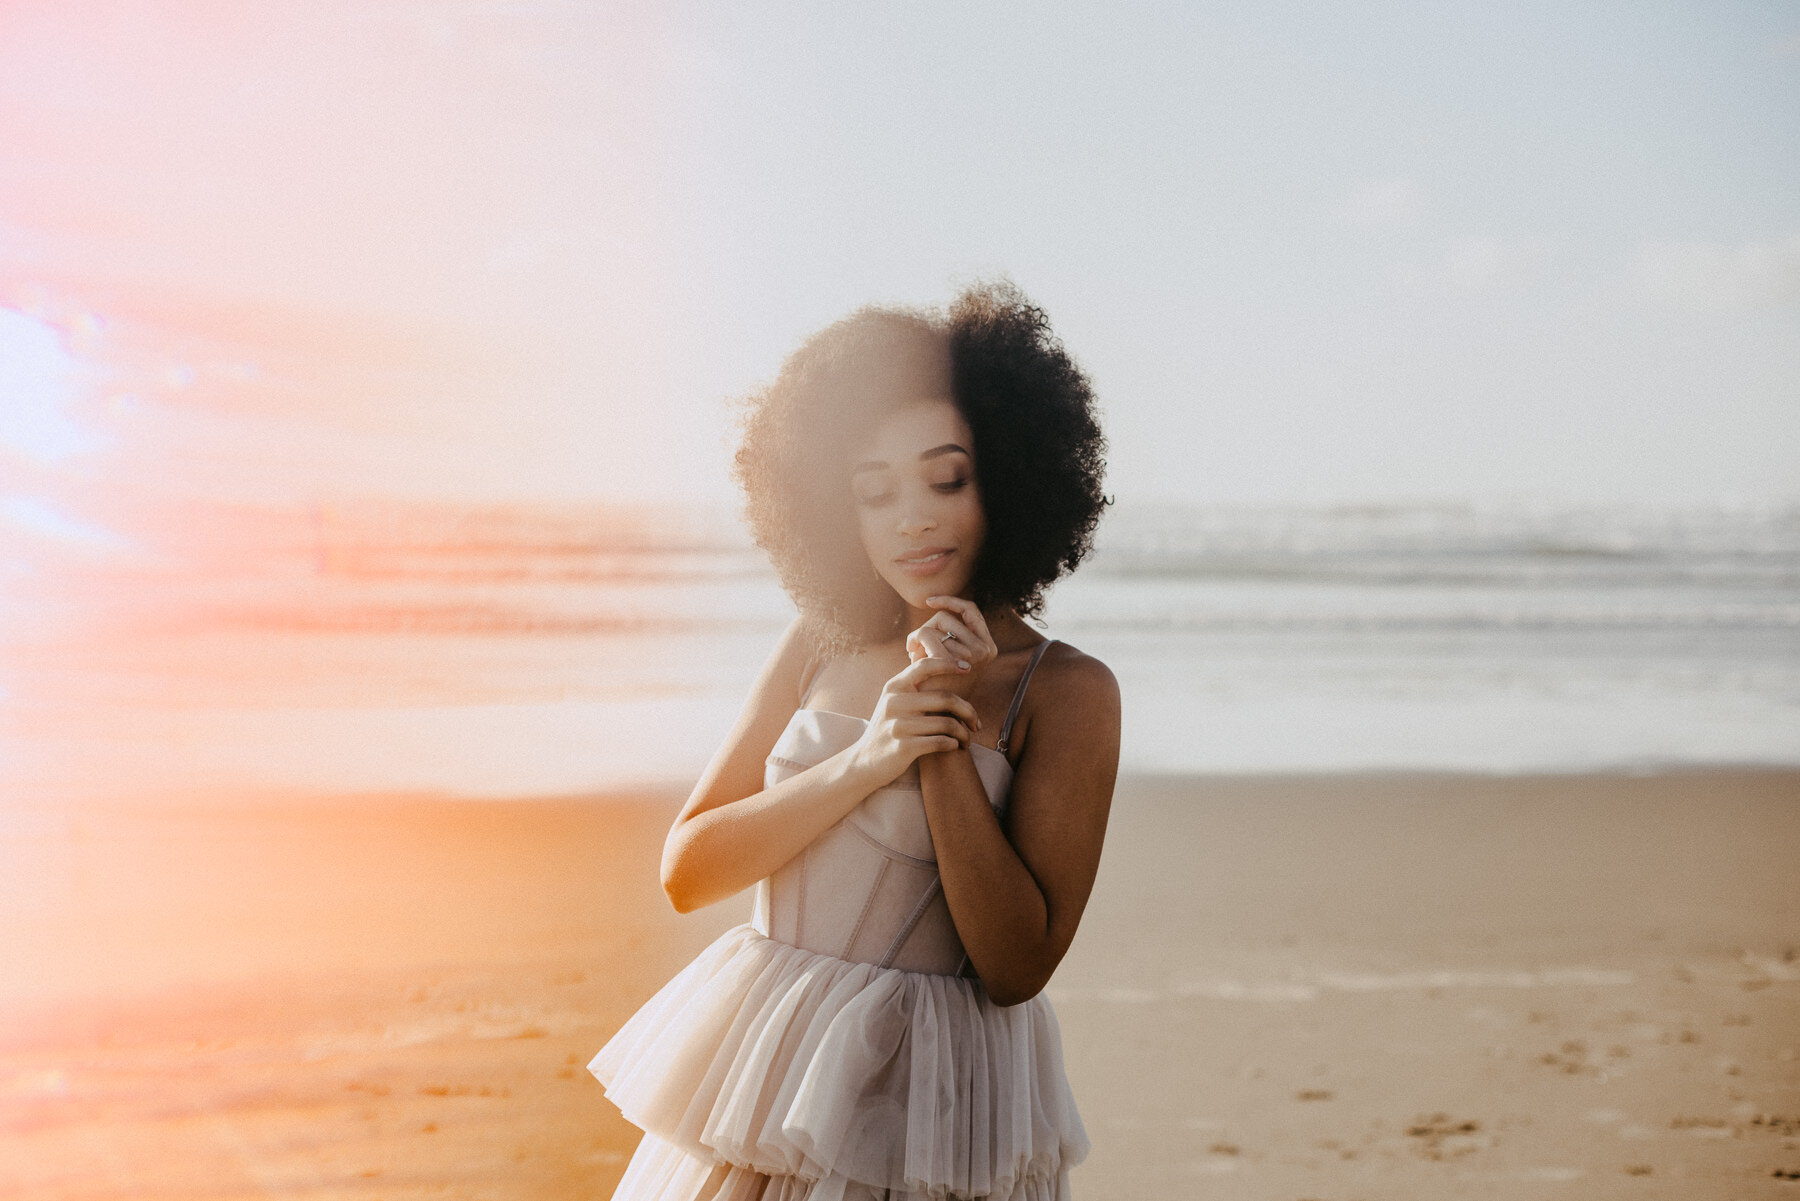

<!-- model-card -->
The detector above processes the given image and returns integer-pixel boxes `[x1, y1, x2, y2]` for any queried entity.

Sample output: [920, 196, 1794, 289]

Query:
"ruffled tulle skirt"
[589, 924, 1088, 1200]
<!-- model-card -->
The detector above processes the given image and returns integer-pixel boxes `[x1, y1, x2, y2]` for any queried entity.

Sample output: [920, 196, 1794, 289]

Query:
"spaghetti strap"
[996, 639, 1054, 754]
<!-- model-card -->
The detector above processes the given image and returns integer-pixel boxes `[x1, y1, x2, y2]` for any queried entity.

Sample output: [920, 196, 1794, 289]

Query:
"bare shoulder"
[1037, 639, 1121, 719]
[770, 615, 820, 702]
[1011, 638, 1120, 772]
[741, 614, 820, 747]
[772, 613, 813, 660]
[679, 615, 815, 823]
[1005, 639, 1119, 885]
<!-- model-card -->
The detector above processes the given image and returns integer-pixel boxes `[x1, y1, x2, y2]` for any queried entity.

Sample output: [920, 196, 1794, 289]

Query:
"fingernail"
[957, 660, 970, 670]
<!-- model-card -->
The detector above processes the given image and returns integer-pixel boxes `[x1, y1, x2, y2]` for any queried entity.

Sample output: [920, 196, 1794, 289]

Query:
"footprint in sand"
[1537, 1039, 1598, 1074]
[1405, 1113, 1489, 1161]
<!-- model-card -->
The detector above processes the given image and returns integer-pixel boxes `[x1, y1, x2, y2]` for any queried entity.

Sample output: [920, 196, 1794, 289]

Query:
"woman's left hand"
[906, 596, 998, 698]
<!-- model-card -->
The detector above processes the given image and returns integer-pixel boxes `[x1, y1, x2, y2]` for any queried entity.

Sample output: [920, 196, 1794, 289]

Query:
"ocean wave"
[1083, 501, 1800, 586]
[300, 499, 1800, 580]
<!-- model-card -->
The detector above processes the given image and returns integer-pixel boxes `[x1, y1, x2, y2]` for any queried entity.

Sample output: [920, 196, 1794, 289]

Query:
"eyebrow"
[851, 443, 971, 475]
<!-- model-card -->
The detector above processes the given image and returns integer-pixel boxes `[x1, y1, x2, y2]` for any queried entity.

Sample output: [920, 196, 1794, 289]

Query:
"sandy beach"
[3, 768, 1797, 1200]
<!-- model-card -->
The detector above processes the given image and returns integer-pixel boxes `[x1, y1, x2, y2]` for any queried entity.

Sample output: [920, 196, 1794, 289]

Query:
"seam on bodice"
[878, 878, 943, 969]
[847, 817, 935, 868]
[841, 857, 890, 960]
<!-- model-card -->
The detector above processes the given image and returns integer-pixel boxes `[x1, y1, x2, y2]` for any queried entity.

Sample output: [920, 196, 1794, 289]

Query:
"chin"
[870, 554, 978, 618]
[900, 579, 970, 611]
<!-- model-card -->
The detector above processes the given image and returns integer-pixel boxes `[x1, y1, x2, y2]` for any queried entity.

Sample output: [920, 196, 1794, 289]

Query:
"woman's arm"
[660, 618, 981, 913]
[917, 644, 1121, 1006]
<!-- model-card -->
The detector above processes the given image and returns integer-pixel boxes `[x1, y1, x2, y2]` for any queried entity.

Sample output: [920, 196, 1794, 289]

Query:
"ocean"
[3, 498, 1796, 803]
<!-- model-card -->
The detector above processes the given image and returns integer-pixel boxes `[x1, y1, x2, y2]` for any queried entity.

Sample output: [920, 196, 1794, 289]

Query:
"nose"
[897, 502, 936, 538]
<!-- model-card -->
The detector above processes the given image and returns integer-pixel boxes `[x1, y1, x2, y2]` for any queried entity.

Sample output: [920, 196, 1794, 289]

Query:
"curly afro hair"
[731, 279, 1108, 656]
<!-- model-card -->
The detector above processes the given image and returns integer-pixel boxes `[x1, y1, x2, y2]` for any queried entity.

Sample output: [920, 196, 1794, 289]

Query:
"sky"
[1, 0, 1797, 536]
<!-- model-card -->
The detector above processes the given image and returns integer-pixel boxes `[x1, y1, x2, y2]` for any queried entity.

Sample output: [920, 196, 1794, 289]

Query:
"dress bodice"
[750, 708, 1015, 976]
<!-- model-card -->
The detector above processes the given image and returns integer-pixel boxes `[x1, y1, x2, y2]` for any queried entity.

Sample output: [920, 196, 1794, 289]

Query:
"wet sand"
[2, 769, 1797, 1199]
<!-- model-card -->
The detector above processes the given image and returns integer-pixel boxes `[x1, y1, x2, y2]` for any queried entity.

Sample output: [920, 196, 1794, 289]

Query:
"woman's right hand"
[849, 655, 983, 786]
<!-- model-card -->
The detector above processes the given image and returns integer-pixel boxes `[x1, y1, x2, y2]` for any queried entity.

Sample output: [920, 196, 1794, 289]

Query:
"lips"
[895, 547, 956, 576]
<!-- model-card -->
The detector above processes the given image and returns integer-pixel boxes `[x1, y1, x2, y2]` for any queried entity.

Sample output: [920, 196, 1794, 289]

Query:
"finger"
[925, 595, 981, 628]
[899, 715, 973, 745]
[890, 657, 964, 694]
[906, 627, 963, 672]
[963, 606, 997, 656]
[929, 614, 982, 659]
[924, 595, 974, 624]
[920, 625, 969, 668]
[895, 690, 982, 730]
[907, 691, 979, 727]
[894, 653, 967, 693]
[928, 597, 996, 656]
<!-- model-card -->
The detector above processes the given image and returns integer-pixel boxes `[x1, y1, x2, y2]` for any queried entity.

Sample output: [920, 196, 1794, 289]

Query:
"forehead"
[858, 398, 973, 461]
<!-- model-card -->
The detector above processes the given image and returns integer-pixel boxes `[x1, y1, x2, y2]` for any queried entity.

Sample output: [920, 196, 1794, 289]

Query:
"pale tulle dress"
[589, 640, 1088, 1201]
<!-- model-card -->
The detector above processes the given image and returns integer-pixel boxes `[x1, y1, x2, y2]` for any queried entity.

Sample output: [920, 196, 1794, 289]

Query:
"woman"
[590, 280, 1121, 1201]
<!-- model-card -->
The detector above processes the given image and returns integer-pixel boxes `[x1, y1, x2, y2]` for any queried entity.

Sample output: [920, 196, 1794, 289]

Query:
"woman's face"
[850, 397, 987, 615]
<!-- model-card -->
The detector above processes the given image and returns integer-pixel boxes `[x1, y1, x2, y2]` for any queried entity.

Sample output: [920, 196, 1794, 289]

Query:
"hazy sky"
[3, 0, 1797, 519]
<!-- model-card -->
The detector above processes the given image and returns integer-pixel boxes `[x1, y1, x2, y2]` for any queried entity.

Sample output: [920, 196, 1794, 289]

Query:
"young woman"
[589, 281, 1121, 1201]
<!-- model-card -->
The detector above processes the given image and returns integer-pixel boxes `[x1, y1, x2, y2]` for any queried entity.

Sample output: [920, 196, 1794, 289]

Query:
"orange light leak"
[1, 6, 746, 1155]
[0, 0, 705, 808]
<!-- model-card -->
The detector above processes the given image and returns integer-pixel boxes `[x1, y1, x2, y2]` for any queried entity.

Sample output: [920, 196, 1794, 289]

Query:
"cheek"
[853, 508, 886, 558]
[956, 491, 987, 545]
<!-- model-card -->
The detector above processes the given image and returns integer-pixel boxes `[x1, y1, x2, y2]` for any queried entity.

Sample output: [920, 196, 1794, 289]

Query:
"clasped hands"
[848, 596, 999, 785]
